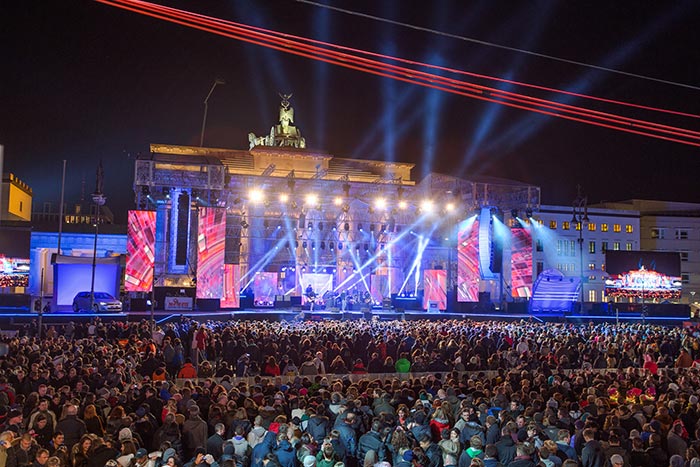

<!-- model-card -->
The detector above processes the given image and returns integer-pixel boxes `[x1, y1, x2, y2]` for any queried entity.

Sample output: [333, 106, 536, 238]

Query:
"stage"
[0, 304, 691, 328]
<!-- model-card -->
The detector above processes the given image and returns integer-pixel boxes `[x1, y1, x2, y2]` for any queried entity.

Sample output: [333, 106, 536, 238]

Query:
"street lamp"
[90, 163, 106, 313]
[572, 186, 589, 313]
[199, 78, 225, 147]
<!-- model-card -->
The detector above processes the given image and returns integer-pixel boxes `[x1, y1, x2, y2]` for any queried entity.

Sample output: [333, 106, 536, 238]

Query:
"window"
[680, 251, 689, 262]
[588, 290, 596, 302]
[613, 224, 621, 233]
[570, 240, 576, 257]
[588, 241, 596, 254]
[536, 239, 543, 252]
[570, 263, 576, 272]
[676, 229, 689, 240]
[613, 242, 620, 251]
[682, 273, 690, 284]
[601, 224, 609, 232]
[651, 228, 665, 239]
[589, 263, 596, 270]
[549, 220, 557, 229]
[588, 275, 597, 281]
[19, 201, 23, 212]
[626, 242, 633, 251]
[562, 221, 570, 230]
[588, 223, 596, 231]
[626, 224, 634, 233]
[575, 222, 582, 231]
[536, 261, 544, 277]
[602, 263, 605, 271]
[602, 242, 608, 252]
[557, 240, 563, 256]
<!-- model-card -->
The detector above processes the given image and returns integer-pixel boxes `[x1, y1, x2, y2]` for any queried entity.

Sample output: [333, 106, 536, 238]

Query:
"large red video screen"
[196, 207, 226, 299]
[125, 210, 156, 292]
[221, 264, 240, 308]
[605, 250, 681, 299]
[423, 269, 446, 310]
[457, 219, 480, 302]
[511, 227, 533, 298]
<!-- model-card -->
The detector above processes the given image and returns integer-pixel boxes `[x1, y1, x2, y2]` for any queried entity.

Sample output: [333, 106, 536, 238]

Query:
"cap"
[303, 455, 316, 467]
[402, 451, 414, 462]
[135, 449, 148, 458]
[610, 454, 624, 465]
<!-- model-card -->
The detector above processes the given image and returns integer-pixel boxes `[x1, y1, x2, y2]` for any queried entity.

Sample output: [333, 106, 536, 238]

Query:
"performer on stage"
[305, 284, 316, 312]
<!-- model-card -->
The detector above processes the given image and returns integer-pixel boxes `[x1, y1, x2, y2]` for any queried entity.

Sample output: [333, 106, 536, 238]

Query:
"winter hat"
[670, 455, 684, 467]
[402, 451, 414, 462]
[303, 455, 316, 467]
[162, 448, 176, 462]
[119, 428, 133, 441]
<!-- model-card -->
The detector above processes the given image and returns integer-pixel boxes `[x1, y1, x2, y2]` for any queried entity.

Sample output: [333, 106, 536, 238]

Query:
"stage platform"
[0, 306, 691, 328]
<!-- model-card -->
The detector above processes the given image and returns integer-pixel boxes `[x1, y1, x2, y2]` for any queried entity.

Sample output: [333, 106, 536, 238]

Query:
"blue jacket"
[251, 431, 277, 467]
[274, 440, 297, 467]
[335, 422, 357, 460]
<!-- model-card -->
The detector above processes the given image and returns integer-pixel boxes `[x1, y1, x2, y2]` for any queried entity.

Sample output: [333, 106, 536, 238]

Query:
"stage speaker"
[478, 292, 491, 304]
[290, 296, 302, 306]
[197, 299, 220, 311]
[130, 298, 149, 311]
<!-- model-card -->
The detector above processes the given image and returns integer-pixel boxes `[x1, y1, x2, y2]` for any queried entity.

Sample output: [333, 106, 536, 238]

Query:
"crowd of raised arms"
[2, 318, 700, 467]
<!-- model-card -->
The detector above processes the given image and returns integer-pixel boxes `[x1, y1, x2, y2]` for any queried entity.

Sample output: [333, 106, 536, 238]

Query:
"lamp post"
[90, 163, 106, 313]
[200, 78, 225, 147]
[572, 186, 589, 313]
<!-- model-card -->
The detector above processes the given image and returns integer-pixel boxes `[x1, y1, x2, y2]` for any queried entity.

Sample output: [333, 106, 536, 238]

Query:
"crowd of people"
[1, 317, 700, 467]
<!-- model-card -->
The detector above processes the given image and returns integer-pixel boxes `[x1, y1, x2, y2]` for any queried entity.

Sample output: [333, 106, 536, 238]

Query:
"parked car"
[72, 291, 123, 312]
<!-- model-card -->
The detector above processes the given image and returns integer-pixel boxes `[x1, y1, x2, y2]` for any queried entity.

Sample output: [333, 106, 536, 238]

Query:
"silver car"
[72, 291, 122, 312]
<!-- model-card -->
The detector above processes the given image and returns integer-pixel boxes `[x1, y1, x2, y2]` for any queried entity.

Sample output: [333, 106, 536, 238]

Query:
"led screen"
[0, 256, 29, 288]
[457, 219, 480, 301]
[253, 272, 278, 307]
[423, 269, 447, 310]
[221, 264, 240, 308]
[196, 207, 226, 299]
[511, 227, 533, 298]
[125, 210, 156, 292]
[605, 250, 681, 299]
[299, 273, 333, 305]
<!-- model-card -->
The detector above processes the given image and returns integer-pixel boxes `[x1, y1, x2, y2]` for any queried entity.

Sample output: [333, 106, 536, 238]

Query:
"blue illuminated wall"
[53, 260, 120, 306]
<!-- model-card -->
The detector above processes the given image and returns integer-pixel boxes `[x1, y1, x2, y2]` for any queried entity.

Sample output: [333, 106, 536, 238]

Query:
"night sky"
[2, 1, 699, 223]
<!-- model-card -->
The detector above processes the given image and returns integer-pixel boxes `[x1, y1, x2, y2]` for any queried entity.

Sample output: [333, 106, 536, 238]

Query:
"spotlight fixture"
[305, 193, 318, 206]
[358, 223, 363, 231]
[420, 200, 434, 213]
[445, 203, 455, 213]
[511, 209, 519, 219]
[398, 200, 408, 210]
[374, 197, 387, 210]
[344, 222, 350, 231]
[279, 193, 289, 203]
[248, 188, 264, 203]
[240, 220, 249, 229]
[333, 196, 343, 206]
[525, 207, 533, 218]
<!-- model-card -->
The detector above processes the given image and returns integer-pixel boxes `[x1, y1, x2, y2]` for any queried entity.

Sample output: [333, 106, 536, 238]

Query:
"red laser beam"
[97, 0, 700, 147]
